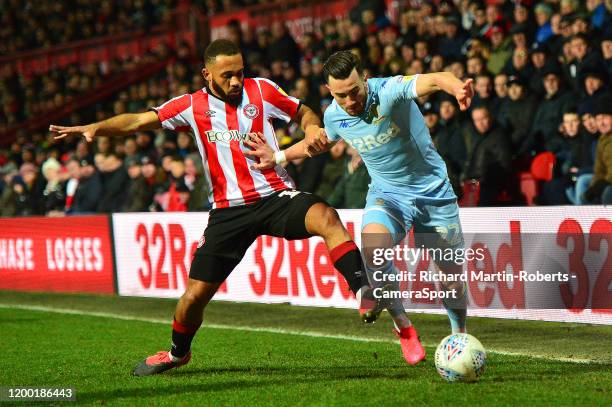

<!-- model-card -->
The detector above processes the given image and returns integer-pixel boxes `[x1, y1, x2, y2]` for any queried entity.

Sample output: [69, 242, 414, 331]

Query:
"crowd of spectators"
[1, 0, 611, 217]
[0, 0, 178, 55]
[0, 44, 172, 131]
[1, 40, 203, 216]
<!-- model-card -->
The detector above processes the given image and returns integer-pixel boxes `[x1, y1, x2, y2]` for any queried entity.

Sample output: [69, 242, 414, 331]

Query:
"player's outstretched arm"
[415, 72, 474, 111]
[49, 111, 161, 142]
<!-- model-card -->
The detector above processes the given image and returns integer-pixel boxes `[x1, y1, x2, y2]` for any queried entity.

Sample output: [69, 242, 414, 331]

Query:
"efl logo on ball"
[435, 333, 486, 382]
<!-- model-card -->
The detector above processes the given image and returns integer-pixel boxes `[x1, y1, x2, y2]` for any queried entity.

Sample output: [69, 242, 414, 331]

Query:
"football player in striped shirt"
[51, 40, 384, 376]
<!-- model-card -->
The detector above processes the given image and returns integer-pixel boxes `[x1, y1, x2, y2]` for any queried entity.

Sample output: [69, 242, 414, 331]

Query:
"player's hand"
[455, 78, 474, 111]
[304, 126, 330, 157]
[49, 123, 98, 142]
[243, 132, 275, 170]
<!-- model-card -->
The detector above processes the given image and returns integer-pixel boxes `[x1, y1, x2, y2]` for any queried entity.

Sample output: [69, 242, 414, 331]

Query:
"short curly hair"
[204, 39, 240, 65]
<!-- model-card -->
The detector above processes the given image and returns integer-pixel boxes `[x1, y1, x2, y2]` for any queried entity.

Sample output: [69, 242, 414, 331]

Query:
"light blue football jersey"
[324, 75, 452, 199]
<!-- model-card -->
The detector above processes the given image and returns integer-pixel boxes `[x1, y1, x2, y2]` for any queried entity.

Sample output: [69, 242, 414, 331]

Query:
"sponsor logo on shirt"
[344, 122, 401, 153]
[205, 130, 257, 143]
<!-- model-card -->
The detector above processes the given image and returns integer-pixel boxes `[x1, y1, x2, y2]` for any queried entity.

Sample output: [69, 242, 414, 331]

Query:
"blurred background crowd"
[0, 0, 179, 55]
[1, 0, 611, 217]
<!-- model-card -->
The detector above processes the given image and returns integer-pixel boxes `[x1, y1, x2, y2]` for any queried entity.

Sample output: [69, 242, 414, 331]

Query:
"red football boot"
[132, 351, 191, 376]
[394, 325, 426, 365]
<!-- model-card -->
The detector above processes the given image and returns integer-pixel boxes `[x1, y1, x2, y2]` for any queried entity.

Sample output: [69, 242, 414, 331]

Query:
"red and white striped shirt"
[153, 78, 300, 208]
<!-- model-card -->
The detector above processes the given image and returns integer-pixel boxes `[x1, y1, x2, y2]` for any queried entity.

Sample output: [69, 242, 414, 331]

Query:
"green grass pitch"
[0, 291, 610, 406]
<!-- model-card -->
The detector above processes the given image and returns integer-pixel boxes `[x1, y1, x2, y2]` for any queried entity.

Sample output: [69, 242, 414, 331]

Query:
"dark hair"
[594, 94, 612, 116]
[204, 39, 240, 65]
[322, 51, 362, 83]
[563, 108, 579, 116]
[475, 72, 492, 81]
[471, 103, 489, 114]
[571, 33, 588, 44]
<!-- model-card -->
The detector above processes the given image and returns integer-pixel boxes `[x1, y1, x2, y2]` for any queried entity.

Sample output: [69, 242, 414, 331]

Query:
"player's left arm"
[244, 108, 334, 171]
[293, 104, 334, 155]
[414, 72, 474, 111]
[244, 104, 335, 170]
[256, 78, 333, 158]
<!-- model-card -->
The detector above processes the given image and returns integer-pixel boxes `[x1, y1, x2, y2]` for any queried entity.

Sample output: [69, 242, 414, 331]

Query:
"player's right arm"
[50, 111, 161, 142]
[49, 111, 162, 141]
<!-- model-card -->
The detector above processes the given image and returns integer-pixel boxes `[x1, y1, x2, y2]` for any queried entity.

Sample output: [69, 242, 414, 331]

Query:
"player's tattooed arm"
[50, 111, 161, 142]
[415, 72, 474, 111]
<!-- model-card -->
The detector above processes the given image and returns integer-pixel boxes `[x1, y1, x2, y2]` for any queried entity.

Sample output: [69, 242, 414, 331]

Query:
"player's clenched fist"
[455, 78, 474, 111]
[304, 126, 330, 157]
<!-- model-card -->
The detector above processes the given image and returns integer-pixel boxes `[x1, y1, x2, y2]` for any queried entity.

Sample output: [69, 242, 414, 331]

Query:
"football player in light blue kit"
[246, 51, 473, 366]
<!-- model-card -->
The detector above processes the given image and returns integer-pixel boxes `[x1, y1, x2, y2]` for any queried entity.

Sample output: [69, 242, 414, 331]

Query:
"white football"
[435, 333, 486, 382]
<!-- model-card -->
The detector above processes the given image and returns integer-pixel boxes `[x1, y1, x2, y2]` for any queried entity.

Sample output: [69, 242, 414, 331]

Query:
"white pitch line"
[0, 303, 607, 365]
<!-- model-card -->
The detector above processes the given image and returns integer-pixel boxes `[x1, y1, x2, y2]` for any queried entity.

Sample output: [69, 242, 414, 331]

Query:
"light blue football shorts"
[362, 181, 464, 250]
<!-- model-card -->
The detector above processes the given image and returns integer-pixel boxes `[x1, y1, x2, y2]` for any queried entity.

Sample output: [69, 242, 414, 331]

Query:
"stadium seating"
[459, 180, 480, 207]
[519, 172, 538, 206]
[530, 152, 556, 182]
